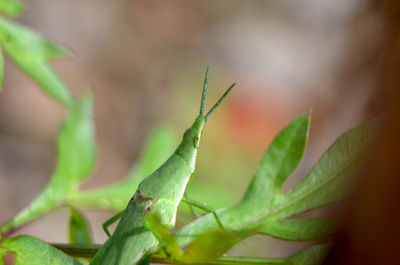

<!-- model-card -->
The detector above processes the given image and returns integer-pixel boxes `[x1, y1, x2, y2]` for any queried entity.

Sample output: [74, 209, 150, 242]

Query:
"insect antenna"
[200, 66, 209, 116]
[205, 82, 235, 121]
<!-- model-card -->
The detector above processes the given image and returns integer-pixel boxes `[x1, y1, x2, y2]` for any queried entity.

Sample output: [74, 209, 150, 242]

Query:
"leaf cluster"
[0, 1, 375, 265]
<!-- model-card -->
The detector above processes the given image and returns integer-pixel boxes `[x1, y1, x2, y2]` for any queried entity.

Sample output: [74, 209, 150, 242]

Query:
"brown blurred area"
[0, 0, 395, 261]
[323, 1, 400, 265]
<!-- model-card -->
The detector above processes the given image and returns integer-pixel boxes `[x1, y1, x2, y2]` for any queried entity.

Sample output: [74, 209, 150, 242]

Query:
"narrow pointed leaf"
[253, 218, 337, 241]
[56, 94, 96, 184]
[240, 112, 310, 214]
[52, 243, 99, 259]
[69, 208, 92, 244]
[0, 17, 74, 107]
[269, 121, 375, 219]
[0, 96, 96, 233]
[0, 235, 82, 265]
[0, 0, 23, 17]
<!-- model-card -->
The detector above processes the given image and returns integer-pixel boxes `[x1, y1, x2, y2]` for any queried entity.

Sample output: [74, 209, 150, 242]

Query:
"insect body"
[90, 68, 235, 265]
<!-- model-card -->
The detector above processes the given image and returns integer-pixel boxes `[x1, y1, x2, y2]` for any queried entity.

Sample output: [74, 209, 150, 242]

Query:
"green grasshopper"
[90, 68, 235, 265]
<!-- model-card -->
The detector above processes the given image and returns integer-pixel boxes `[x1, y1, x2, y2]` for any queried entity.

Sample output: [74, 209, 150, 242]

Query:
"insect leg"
[183, 193, 200, 218]
[181, 196, 227, 231]
[143, 220, 171, 258]
[102, 210, 125, 237]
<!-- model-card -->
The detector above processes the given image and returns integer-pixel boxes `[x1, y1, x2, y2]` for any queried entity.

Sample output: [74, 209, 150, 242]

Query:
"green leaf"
[68, 125, 176, 211]
[268, 120, 375, 220]
[239, 113, 310, 216]
[147, 213, 240, 264]
[254, 218, 337, 241]
[289, 244, 330, 265]
[0, 0, 23, 17]
[0, 16, 74, 107]
[147, 212, 240, 264]
[137, 253, 153, 265]
[51, 243, 99, 259]
[146, 213, 182, 258]
[0, 96, 96, 233]
[56, 94, 96, 185]
[177, 116, 374, 249]
[69, 208, 92, 244]
[180, 230, 238, 264]
[176, 113, 310, 245]
[0, 235, 82, 265]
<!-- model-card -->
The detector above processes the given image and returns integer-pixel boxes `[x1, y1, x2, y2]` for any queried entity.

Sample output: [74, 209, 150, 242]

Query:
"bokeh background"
[0, 0, 381, 260]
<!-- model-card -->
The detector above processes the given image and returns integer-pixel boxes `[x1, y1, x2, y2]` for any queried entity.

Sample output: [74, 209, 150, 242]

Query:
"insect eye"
[129, 192, 138, 204]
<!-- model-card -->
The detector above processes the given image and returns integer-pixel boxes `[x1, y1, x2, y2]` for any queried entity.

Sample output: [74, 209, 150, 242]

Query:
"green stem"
[52, 244, 289, 265]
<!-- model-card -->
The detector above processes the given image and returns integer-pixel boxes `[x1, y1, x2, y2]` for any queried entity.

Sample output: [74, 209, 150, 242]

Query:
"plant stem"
[52, 243, 289, 265]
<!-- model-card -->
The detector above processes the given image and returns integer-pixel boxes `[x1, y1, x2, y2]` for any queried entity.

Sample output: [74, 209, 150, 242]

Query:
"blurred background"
[0, 0, 382, 260]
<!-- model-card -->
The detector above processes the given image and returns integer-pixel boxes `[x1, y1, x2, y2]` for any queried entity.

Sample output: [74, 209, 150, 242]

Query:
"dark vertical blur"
[323, 1, 400, 264]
